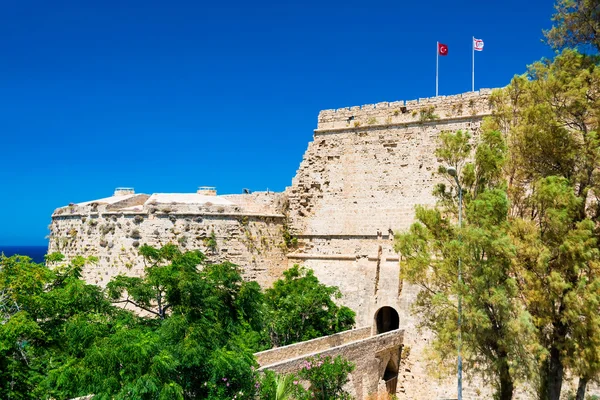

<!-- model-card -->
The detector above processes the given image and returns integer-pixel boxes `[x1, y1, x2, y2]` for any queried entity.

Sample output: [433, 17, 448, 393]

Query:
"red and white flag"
[473, 38, 484, 51]
[438, 43, 449, 56]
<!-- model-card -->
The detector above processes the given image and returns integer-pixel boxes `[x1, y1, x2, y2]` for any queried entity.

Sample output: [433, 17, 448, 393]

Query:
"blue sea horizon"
[0, 245, 48, 264]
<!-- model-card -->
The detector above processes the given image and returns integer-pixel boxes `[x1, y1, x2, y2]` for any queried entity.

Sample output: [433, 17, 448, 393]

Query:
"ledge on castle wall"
[316, 88, 497, 132]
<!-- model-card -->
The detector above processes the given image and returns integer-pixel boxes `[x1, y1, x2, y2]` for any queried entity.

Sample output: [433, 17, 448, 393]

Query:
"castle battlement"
[316, 88, 495, 130]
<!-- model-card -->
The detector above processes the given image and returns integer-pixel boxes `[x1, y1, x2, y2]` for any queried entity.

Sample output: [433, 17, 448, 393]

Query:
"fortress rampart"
[48, 190, 288, 287]
[281, 89, 494, 399]
[286, 89, 493, 322]
[49, 89, 500, 399]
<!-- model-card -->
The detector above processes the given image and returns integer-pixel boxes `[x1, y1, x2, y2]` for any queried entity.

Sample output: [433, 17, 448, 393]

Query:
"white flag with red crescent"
[474, 38, 484, 51]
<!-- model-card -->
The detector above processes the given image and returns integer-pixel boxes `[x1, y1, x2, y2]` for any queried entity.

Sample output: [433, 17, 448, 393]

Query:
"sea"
[0, 245, 48, 264]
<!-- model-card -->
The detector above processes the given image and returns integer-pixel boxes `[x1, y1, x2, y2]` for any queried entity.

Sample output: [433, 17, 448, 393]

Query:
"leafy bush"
[258, 370, 306, 400]
[204, 230, 218, 254]
[298, 355, 354, 400]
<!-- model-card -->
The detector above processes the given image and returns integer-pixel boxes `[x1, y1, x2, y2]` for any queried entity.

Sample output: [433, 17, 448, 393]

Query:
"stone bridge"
[255, 307, 404, 399]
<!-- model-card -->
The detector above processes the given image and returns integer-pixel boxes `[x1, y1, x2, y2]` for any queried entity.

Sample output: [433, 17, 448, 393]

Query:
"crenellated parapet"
[316, 89, 494, 131]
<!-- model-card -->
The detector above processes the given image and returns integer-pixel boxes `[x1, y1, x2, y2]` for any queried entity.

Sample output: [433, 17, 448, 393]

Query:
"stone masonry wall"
[287, 90, 493, 325]
[48, 194, 288, 288]
[286, 90, 495, 399]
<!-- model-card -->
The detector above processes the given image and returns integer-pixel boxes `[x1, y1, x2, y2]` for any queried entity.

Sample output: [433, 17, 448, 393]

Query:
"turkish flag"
[438, 43, 448, 56]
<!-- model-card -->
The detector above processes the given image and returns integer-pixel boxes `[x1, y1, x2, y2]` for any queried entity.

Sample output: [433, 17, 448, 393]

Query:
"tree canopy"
[263, 265, 355, 347]
[490, 49, 600, 400]
[396, 49, 600, 400]
[395, 128, 535, 400]
[0, 245, 355, 400]
[545, 0, 600, 52]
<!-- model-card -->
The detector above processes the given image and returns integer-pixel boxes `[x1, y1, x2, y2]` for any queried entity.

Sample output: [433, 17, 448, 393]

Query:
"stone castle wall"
[285, 89, 495, 399]
[255, 326, 372, 367]
[286, 90, 493, 326]
[48, 192, 288, 287]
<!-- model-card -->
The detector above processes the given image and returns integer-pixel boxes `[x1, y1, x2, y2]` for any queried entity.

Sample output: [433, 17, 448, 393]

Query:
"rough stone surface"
[255, 327, 372, 366]
[48, 191, 288, 287]
[281, 89, 495, 399]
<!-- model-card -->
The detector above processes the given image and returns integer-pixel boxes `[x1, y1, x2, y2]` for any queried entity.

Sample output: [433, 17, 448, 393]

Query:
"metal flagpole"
[436, 41, 439, 96]
[472, 36, 475, 92]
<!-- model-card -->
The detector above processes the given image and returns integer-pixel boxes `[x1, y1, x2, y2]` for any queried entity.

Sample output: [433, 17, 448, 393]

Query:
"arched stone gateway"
[374, 306, 399, 334]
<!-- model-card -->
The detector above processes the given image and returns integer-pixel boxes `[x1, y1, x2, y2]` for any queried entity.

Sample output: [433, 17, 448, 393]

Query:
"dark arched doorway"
[383, 359, 398, 394]
[374, 306, 399, 334]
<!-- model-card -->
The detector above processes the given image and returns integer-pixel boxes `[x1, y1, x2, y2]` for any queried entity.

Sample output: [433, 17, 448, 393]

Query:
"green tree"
[545, 0, 600, 52]
[49, 244, 265, 400]
[490, 49, 600, 400]
[0, 253, 118, 400]
[1, 247, 359, 399]
[263, 265, 355, 347]
[395, 129, 535, 400]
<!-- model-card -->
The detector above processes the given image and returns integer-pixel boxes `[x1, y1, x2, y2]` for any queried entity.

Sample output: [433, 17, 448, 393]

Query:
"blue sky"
[1, 0, 556, 245]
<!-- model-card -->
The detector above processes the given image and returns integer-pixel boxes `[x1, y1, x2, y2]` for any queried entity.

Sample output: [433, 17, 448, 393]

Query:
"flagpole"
[436, 41, 439, 96]
[472, 36, 475, 92]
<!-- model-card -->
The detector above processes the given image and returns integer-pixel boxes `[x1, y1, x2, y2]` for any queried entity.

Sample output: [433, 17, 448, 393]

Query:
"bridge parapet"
[255, 326, 371, 367]
[256, 328, 404, 399]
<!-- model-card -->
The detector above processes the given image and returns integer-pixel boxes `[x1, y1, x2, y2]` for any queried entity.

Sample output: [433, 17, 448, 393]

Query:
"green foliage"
[264, 265, 355, 347]
[297, 355, 355, 400]
[395, 129, 535, 400]
[260, 355, 354, 400]
[281, 222, 298, 249]
[490, 49, 600, 400]
[544, 0, 600, 52]
[0, 254, 116, 400]
[0, 245, 358, 399]
[258, 370, 306, 400]
[49, 244, 265, 400]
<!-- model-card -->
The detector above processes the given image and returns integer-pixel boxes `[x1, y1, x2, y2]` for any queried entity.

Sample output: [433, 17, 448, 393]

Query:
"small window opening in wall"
[347, 116, 355, 121]
[375, 306, 399, 334]
[400, 106, 407, 114]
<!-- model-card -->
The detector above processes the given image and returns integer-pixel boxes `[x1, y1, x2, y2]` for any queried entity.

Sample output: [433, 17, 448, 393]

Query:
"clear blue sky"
[1, 0, 556, 245]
